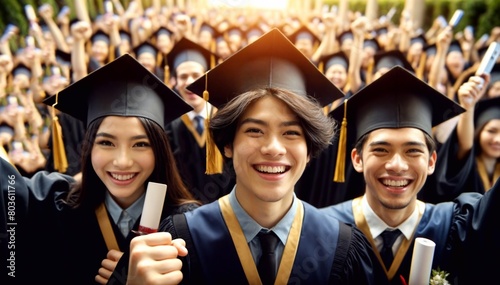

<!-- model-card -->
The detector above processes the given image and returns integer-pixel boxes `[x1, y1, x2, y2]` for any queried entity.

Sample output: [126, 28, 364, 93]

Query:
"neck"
[478, 153, 497, 175]
[235, 190, 293, 229]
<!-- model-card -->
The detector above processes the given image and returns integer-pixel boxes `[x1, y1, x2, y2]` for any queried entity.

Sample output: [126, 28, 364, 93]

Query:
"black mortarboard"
[133, 41, 159, 58]
[55, 49, 72, 66]
[424, 43, 437, 57]
[166, 37, 216, 76]
[363, 37, 380, 52]
[187, 28, 344, 174]
[373, 50, 414, 73]
[318, 51, 349, 72]
[475, 96, 500, 130]
[287, 25, 320, 45]
[338, 30, 354, 45]
[119, 29, 132, 43]
[187, 28, 344, 109]
[43, 54, 192, 129]
[330, 66, 465, 182]
[12, 63, 31, 78]
[448, 40, 462, 54]
[332, 66, 464, 141]
[90, 29, 110, 45]
[410, 34, 427, 47]
[153, 26, 173, 39]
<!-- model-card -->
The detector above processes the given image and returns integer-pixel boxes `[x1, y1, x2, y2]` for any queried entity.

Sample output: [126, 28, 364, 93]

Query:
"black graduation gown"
[108, 198, 389, 284]
[165, 118, 234, 204]
[322, 185, 500, 284]
[0, 158, 198, 285]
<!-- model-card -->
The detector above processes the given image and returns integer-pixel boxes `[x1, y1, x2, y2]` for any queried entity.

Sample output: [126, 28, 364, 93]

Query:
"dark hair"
[64, 117, 200, 210]
[209, 87, 337, 159]
[354, 129, 437, 157]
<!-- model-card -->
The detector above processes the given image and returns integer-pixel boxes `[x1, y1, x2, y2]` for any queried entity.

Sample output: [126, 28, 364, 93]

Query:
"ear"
[224, 145, 233, 158]
[427, 150, 437, 175]
[351, 148, 363, 173]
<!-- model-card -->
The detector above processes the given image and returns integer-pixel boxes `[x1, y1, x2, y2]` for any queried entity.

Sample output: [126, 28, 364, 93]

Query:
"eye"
[95, 139, 114, 147]
[283, 130, 301, 136]
[371, 147, 387, 153]
[244, 128, 263, 134]
[133, 141, 151, 148]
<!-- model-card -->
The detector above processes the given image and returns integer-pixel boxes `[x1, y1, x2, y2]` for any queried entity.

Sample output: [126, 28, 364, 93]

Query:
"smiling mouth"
[110, 173, 137, 181]
[255, 165, 288, 174]
[380, 179, 410, 187]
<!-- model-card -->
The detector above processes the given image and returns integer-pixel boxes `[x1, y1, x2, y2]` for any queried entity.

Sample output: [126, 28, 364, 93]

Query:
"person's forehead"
[176, 61, 206, 73]
[366, 127, 427, 144]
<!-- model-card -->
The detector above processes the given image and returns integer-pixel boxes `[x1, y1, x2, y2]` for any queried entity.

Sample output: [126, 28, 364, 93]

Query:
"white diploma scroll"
[138, 182, 167, 234]
[409, 237, 436, 285]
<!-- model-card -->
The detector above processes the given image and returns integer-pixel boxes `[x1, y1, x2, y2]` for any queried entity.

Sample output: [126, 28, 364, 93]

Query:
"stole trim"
[218, 195, 304, 285]
[351, 197, 425, 281]
[475, 157, 500, 191]
[96, 203, 120, 251]
[181, 114, 206, 147]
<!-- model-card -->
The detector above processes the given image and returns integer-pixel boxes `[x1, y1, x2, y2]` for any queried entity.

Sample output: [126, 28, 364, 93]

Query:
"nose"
[385, 153, 408, 173]
[113, 147, 134, 169]
[261, 136, 286, 158]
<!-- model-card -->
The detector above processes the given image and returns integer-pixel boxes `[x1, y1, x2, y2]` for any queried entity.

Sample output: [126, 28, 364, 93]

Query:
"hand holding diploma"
[409, 237, 436, 285]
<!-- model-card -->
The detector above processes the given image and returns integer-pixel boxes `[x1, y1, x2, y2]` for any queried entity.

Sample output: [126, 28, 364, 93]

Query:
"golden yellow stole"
[476, 157, 500, 191]
[218, 195, 303, 285]
[95, 203, 120, 251]
[181, 114, 206, 147]
[352, 197, 425, 281]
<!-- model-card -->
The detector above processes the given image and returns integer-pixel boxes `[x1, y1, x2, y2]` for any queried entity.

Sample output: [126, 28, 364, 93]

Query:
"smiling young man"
[322, 66, 500, 284]
[109, 28, 388, 285]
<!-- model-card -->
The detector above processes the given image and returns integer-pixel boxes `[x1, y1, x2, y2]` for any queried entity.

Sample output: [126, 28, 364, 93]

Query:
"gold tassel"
[333, 99, 348, 183]
[203, 75, 223, 174]
[318, 61, 324, 73]
[416, 53, 427, 80]
[51, 93, 68, 173]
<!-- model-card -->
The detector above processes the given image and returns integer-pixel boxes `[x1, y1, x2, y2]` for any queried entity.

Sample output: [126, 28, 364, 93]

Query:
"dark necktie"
[380, 229, 401, 269]
[194, 115, 204, 135]
[257, 231, 279, 285]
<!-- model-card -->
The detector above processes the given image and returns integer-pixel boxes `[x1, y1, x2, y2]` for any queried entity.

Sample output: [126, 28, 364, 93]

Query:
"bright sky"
[208, 0, 289, 10]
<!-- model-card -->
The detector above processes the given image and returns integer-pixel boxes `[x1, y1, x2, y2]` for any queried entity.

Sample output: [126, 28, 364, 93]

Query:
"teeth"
[111, 173, 135, 181]
[382, 179, 409, 187]
[256, 165, 286, 174]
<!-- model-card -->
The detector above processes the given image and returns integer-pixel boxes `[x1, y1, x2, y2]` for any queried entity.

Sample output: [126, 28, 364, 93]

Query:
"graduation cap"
[119, 29, 132, 43]
[187, 28, 344, 174]
[317, 51, 349, 73]
[373, 50, 414, 74]
[287, 25, 320, 45]
[90, 29, 110, 45]
[424, 43, 437, 57]
[12, 63, 31, 78]
[245, 24, 265, 44]
[44, 53, 192, 128]
[448, 40, 463, 54]
[475, 96, 500, 132]
[133, 41, 159, 59]
[338, 30, 354, 45]
[410, 34, 427, 48]
[55, 49, 71, 66]
[363, 37, 381, 53]
[330, 66, 465, 182]
[166, 37, 216, 77]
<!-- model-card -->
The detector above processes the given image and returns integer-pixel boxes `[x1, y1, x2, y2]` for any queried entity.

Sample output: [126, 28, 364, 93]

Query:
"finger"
[171, 239, 188, 257]
[131, 232, 173, 248]
[98, 266, 113, 279]
[101, 258, 118, 271]
[94, 274, 109, 285]
[107, 249, 124, 261]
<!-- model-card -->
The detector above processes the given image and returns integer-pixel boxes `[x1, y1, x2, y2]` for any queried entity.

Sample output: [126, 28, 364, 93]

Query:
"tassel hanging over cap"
[333, 99, 348, 183]
[203, 74, 223, 174]
[51, 92, 68, 173]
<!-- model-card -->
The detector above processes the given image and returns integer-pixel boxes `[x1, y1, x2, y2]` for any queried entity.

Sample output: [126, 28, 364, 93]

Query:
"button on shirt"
[105, 192, 145, 238]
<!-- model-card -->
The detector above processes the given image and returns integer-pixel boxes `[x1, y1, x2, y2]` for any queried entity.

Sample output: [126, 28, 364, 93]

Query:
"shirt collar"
[361, 195, 419, 240]
[105, 191, 146, 225]
[228, 186, 297, 245]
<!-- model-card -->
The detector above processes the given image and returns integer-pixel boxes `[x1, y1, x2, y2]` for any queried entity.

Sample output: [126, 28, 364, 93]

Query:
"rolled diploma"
[138, 182, 167, 234]
[409, 237, 436, 285]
